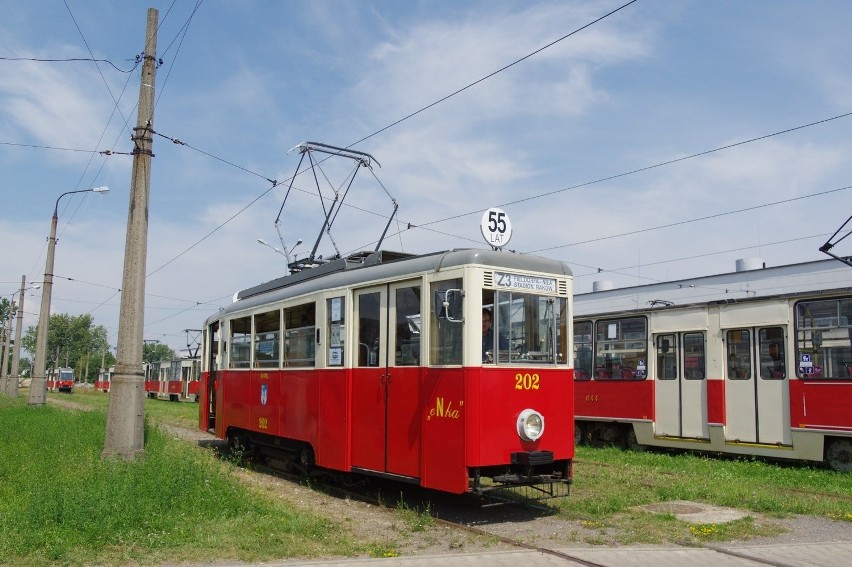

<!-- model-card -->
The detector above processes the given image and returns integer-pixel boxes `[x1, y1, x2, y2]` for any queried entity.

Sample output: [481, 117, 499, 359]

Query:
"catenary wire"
[529, 184, 852, 254]
[141, 1, 641, 273]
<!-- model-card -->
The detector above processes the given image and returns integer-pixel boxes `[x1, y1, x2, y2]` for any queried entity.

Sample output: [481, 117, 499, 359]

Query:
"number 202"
[515, 373, 540, 390]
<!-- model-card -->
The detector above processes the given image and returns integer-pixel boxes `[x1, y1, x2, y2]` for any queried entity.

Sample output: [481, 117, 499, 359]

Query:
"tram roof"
[574, 258, 852, 317]
[211, 248, 572, 323]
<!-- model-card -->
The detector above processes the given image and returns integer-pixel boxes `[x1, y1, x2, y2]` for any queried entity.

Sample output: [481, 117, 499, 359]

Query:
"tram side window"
[759, 327, 785, 380]
[431, 278, 463, 365]
[395, 286, 421, 366]
[327, 297, 345, 367]
[796, 298, 852, 379]
[726, 329, 751, 380]
[253, 310, 281, 368]
[205, 323, 219, 372]
[595, 317, 647, 380]
[574, 320, 593, 380]
[684, 332, 706, 380]
[656, 334, 677, 380]
[358, 292, 381, 367]
[229, 316, 251, 369]
[284, 303, 316, 367]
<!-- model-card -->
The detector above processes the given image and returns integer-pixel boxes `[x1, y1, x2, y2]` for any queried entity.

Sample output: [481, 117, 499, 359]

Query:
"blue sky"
[2, 0, 851, 355]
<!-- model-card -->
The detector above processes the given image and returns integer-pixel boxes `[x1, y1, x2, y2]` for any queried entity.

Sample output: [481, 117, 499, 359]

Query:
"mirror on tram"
[434, 289, 464, 322]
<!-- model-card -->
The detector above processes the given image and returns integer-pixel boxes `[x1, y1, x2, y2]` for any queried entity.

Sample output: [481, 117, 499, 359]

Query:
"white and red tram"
[144, 358, 200, 402]
[573, 258, 852, 471]
[199, 249, 575, 495]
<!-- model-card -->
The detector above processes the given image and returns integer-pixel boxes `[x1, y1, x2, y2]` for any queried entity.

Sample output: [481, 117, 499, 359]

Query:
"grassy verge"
[559, 445, 852, 545]
[46, 386, 199, 429]
[0, 396, 361, 566]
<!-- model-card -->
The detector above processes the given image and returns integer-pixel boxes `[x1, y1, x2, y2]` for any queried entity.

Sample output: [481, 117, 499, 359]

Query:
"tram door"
[653, 332, 708, 439]
[351, 283, 423, 478]
[204, 322, 219, 433]
[724, 327, 790, 445]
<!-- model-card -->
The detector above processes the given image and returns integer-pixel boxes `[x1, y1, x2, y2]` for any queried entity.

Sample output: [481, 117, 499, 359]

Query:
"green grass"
[12, 390, 852, 558]
[47, 387, 200, 429]
[558, 445, 852, 545]
[0, 396, 360, 566]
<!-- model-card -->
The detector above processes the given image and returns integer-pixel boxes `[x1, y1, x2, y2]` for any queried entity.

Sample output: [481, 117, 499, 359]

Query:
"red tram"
[573, 258, 852, 472]
[198, 249, 574, 496]
[94, 367, 113, 392]
[48, 367, 74, 393]
[144, 358, 201, 402]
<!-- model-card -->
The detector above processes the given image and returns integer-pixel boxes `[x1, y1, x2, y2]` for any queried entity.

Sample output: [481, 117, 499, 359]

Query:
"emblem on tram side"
[260, 383, 268, 405]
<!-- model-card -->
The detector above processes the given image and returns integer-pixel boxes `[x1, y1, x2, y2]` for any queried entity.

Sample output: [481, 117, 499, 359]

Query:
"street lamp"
[29, 186, 109, 406]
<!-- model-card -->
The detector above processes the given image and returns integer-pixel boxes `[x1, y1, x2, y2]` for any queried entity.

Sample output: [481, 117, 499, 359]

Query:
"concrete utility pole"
[1, 300, 12, 390]
[28, 202, 59, 406]
[103, 7, 158, 459]
[8, 275, 26, 397]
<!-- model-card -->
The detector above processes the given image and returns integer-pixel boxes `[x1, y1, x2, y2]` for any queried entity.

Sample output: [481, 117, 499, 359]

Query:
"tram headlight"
[517, 408, 545, 442]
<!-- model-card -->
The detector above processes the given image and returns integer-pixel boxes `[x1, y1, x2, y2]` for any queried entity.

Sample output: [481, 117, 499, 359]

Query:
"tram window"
[492, 293, 565, 364]
[283, 303, 316, 367]
[759, 327, 786, 380]
[574, 320, 593, 380]
[595, 317, 647, 380]
[229, 316, 251, 369]
[205, 323, 219, 372]
[430, 279, 463, 365]
[656, 334, 677, 380]
[327, 297, 345, 367]
[726, 329, 751, 380]
[482, 291, 504, 364]
[684, 332, 705, 380]
[796, 298, 852, 379]
[395, 286, 421, 366]
[358, 292, 381, 367]
[253, 310, 281, 368]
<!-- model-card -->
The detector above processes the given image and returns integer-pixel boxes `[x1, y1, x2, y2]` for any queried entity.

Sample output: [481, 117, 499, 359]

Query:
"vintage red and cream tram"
[573, 258, 852, 472]
[198, 248, 574, 495]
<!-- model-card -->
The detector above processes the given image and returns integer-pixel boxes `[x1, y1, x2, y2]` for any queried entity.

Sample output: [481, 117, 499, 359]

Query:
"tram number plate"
[258, 417, 269, 430]
[515, 373, 540, 390]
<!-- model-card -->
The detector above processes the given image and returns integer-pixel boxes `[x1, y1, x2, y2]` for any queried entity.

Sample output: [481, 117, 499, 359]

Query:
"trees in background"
[143, 342, 177, 365]
[22, 313, 112, 383]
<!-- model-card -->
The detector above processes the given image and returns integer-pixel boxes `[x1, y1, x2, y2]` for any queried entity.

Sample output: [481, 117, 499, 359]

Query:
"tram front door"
[351, 283, 423, 479]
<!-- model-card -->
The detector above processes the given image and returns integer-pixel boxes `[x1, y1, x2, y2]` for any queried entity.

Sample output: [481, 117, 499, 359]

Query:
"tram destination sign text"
[495, 272, 557, 293]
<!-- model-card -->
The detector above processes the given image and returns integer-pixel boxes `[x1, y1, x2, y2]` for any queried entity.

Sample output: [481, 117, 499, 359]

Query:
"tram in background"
[573, 258, 852, 472]
[199, 248, 574, 496]
[94, 366, 113, 392]
[144, 358, 201, 402]
[47, 367, 74, 393]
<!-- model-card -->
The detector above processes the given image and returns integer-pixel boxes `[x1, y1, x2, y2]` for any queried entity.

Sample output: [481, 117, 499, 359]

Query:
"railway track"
[244, 454, 812, 567]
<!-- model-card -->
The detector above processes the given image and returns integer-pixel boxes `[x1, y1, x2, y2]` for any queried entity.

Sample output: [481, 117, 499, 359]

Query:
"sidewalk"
[273, 541, 852, 566]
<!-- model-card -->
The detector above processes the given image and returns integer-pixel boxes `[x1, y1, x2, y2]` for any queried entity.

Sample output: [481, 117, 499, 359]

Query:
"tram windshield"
[484, 291, 567, 364]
